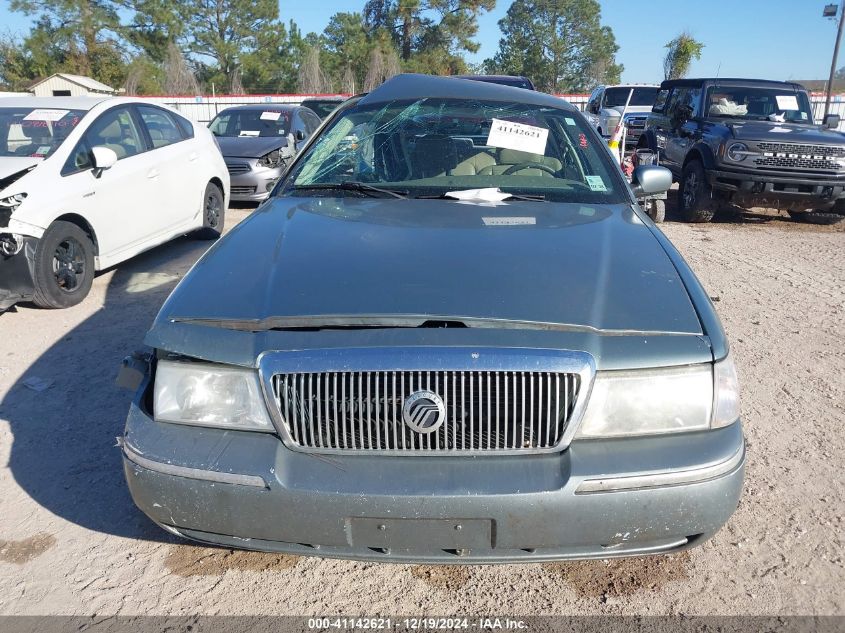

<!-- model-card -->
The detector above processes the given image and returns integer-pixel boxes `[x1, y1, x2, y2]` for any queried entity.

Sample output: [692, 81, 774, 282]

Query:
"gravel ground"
[0, 200, 843, 616]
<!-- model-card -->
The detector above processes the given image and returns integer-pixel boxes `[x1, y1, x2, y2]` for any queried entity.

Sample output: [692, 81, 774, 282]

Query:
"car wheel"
[679, 160, 715, 223]
[31, 221, 95, 309]
[646, 199, 666, 223]
[787, 210, 845, 225]
[197, 182, 225, 239]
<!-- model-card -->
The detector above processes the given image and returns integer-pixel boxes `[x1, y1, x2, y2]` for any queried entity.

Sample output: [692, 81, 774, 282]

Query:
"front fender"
[686, 142, 719, 170]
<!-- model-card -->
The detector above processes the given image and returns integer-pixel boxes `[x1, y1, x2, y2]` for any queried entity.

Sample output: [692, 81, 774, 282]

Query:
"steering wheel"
[502, 162, 558, 176]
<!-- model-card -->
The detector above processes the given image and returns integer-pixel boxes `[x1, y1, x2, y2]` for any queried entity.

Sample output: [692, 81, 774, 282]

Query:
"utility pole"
[824, 1, 845, 118]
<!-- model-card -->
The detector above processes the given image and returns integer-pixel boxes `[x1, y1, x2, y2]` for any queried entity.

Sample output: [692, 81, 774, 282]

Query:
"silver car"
[209, 105, 321, 202]
[122, 74, 744, 563]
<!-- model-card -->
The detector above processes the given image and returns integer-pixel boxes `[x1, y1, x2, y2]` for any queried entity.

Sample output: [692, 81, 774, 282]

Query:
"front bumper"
[707, 166, 845, 211]
[225, 159, 284, 202]
[122, 382, 745, 563]
[0, 235, 38, 311]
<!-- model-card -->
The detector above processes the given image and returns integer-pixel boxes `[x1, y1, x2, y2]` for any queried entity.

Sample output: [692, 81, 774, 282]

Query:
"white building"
[28, 73, 115, 98]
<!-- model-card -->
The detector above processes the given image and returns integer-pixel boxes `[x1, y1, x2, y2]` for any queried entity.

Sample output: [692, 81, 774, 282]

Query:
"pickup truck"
[638, 78, 845, 223]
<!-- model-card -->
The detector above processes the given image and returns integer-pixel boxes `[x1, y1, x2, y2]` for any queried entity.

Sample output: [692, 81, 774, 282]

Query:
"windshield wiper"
[293, 182, 408, 199]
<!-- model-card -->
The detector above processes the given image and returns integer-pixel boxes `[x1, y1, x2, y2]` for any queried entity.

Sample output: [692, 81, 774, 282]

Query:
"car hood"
[214, 135, 289, 159]
[154, 197, 702, 339]
[727, 120, 845, 144]
[0, 157, 40, 189]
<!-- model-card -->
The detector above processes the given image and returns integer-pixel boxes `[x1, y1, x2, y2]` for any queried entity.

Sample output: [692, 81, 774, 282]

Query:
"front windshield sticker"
[775, 95, 800, 111]
[482, 216, 536, 226]
[565, 117, 577, 126]
[35, 145, 52, 156]
[239, 130, 260, 137]
[23, 109, 69, 122]
[260, 111, 282, 121]
[586, 175, 607, 192]
[487, 118, 549, 155]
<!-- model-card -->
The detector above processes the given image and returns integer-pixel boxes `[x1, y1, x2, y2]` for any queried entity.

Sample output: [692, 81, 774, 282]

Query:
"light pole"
[824, 2, 845, 118]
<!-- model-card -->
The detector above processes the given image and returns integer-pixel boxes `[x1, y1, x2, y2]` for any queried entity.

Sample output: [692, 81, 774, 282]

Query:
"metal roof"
[660, 78, 807, 90]
[29, 73, 115, 93]
[360, 73, 576, 111]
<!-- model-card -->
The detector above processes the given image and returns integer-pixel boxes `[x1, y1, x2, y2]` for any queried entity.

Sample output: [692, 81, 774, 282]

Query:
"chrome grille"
[753, 142, 845, 171]
[225, 161, 250, 175]
[271, 370, 580, 453]
[756, 142, 845, 157]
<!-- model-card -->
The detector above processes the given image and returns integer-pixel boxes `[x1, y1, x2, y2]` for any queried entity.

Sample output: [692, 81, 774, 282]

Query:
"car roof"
[360, 73, 574, 111]
[0, 96, 112, 110]
[660, 78, 807, 90]
[217, 104, 300, 113]
[602, 84, 660, 89]
[300, 96, 347, 103]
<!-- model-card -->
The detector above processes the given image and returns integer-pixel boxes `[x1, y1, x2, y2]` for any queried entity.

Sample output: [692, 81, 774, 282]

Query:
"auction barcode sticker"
[487, 118, 549, 155]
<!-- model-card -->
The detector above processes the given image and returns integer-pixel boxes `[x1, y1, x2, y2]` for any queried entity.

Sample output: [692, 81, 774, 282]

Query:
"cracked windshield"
[286, 97, 625, 203]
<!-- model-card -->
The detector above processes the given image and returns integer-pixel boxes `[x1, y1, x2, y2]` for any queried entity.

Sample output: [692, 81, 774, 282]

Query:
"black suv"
[639, 78, 845, 223]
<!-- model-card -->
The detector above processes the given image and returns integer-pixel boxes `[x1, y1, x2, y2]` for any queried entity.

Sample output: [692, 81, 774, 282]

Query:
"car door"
[135, 105, 201, 231]
[662, 87, 703, 173]
[59, 105, 162, 262]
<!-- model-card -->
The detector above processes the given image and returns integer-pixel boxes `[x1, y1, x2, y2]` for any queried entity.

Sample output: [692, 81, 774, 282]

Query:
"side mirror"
[823, 114, 841, 129]
[91, 146, 118, 172]
[295, 129, 306, 141]
[631, 165, 672, 198]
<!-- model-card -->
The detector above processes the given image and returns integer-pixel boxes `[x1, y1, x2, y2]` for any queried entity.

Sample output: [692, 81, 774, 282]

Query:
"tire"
[31, 221, 95, 309]
[787, 210, 845, 225]
[678, 160, 715, 223]
[647, 198, 666, 223]
[196, 182, 225, 239]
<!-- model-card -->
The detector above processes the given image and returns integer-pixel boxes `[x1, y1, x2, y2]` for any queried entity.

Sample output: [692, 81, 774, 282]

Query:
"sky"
[0, 0, 840, 86]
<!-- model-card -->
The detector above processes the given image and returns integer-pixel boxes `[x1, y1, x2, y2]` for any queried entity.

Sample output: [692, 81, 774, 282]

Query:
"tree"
[9, 0, 127, 86]
[322, 12, 373, 93]
[485, 0, 622, 93]
[363, 0, 494, 68]
[163, 41, 200, 95]
[239, 20, 302, 93]
[181, 0, 280, 91]
[663, 32, 704, 81]
[298, 45, 330, 94]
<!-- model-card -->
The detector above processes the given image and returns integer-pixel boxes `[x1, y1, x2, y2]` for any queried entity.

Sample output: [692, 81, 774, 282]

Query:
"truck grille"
[271, 370, 580, 453]
[753, 142, 845, 171]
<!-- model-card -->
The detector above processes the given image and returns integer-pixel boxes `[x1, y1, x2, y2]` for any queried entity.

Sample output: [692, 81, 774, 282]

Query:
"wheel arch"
[682, 144, 717, 171]
[208, 176, 226, 206]
[53, 213, 99, 257]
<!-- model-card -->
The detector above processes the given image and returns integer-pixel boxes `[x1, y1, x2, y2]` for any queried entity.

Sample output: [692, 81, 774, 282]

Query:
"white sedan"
[0, 97, 229, 310]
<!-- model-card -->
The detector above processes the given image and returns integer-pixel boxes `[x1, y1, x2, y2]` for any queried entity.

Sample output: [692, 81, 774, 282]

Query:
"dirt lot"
[0, 201, 843, 616]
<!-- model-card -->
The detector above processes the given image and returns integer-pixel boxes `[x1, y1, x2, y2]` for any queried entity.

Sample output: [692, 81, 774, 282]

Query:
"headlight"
[258, 149, 284, 168]
[0, 192, 28, 211]
[576, 356, 741, 438]
[154, 360, 274, 432]
[576, 364, 713, 438]
[726, 142, 749, 162]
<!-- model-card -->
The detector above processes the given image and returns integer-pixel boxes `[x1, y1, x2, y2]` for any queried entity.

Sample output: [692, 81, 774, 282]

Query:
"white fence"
[139, 92, 845, 128]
